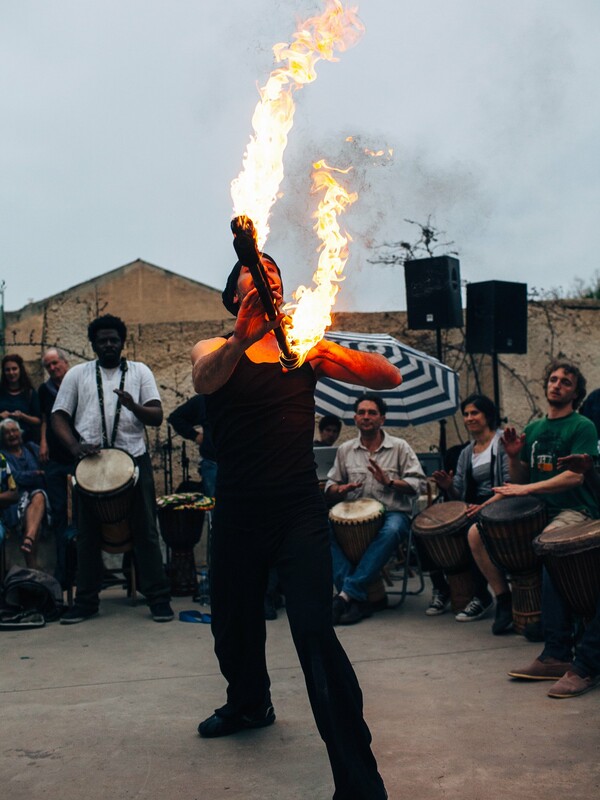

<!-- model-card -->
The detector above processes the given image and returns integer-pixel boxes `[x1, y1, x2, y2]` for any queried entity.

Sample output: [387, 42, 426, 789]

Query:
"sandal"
[20, 536, 35, 554]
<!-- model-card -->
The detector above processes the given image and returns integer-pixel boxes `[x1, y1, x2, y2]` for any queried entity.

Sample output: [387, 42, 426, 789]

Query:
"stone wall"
[4, 289, 600, 491]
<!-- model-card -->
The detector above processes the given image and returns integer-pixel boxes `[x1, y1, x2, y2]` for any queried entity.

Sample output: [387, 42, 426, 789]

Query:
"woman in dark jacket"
[0, 354, 41, 444]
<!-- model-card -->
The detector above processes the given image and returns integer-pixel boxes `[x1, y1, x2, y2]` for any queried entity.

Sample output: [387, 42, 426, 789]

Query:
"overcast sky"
[1, 0, 598, 313]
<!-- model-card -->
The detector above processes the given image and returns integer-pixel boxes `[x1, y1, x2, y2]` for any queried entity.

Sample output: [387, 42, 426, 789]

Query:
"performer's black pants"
[210, 485, 387, 800]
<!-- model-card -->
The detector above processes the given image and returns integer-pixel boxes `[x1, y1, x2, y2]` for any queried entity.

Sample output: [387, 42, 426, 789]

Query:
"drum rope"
[96, 358, 128, 448]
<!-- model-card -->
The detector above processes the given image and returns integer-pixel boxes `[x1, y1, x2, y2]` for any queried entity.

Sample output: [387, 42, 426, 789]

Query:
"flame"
[230, 1, 364, 249]
[283, 160, 357, 363]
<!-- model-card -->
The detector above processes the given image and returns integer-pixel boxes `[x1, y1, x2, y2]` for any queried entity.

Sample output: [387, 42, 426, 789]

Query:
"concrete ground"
[1, 579, 599, 800]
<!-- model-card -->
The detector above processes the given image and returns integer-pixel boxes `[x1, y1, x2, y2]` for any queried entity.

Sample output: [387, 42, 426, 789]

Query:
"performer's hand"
[493, 482, 531, 497]
[501, 427, 526, 459]
[557, 453, 593, 474]
[74, 441, 102, 459]
[432, 469, 453, 491]
[233, 288, 284, 347]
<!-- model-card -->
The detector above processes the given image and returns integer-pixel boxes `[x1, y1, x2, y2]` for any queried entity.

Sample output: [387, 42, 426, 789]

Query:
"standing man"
[167, 394, 217, 497]
[39, 348, 75, 588]
[325, 394, 426, 625]
[52, 315, 173, 624]
[191, 256, 399, 800]
[491, 361, 599, 683]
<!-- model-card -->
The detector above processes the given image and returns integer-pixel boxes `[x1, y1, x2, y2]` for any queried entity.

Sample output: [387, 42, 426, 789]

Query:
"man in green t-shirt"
[496, 361, 600, 696]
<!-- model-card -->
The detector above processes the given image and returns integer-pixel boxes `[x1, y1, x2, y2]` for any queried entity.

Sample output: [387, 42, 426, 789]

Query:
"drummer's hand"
[367, 459, 390, 485]
[557, 453, 593, 474]
[338, 481, 363, 496]
[465, 503, 482, 517]
[114, 389, 136, 411]
[432, 469, 453, 491]
[493, 482, 531, 497]
[74, 442, 101, 458]
[501, 427, 526, 459]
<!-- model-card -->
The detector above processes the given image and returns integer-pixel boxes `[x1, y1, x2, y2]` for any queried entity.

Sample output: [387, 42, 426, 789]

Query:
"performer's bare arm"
[307, 339, 401, 389]
[114, 392, 163, 427]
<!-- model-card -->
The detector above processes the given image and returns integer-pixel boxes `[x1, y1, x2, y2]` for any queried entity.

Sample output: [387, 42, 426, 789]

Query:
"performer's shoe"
[198, 705, 276, 738]
[332, 594, 350, 625]
[339, 600, 372, 625]
[547, 669, 600, 699]
[508, 656, 572, 680]
[425, 590, 450, 616]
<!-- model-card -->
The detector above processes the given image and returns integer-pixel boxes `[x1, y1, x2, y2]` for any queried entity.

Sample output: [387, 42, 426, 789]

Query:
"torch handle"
[230, 216, 300, 369]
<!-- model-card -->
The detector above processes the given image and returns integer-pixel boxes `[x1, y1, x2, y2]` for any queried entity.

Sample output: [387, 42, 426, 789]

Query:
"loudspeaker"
[405, 256, 462, 330]
[466, 280, 528, 354]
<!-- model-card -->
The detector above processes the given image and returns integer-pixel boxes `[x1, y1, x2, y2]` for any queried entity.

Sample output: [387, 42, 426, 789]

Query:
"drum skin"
[75, 448, 137, 524]
[479, 496, 547, 635]
[478, 496, 546, 574]
[412, 501, 471, 574]
[329, 499, 386, 604]
[534, 521, 600, 620]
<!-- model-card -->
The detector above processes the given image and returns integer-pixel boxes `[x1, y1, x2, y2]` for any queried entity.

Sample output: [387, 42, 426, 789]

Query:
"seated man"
[314, 413, 342, 447]
[325, 394, 426, 625]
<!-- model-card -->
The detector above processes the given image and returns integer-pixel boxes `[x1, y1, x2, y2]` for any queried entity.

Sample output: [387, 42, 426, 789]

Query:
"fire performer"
[191, 253, 398, 799]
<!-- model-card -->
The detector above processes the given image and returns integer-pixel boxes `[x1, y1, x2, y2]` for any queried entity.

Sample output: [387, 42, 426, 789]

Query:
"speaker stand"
[435, 328, 447, 456]
[492, 352, 501, 420]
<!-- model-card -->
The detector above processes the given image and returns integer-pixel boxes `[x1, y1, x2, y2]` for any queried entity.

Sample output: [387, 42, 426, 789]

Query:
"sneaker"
[198, 704, 276, 738]
[508, 656, 572, 681]
[425, 590, 450, 616]
[455, 597, 493, 622]
[332, 594, 350, 626]
[547, 669, 600, 698]
[150, 602, 174, 622]
[492, 601, 513, 635]
[60, 606, 98, 625]
[339, 600, 372, 625]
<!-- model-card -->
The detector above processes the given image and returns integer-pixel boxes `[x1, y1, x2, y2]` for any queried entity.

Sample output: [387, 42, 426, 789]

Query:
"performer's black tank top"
[205, 342, 319, 497]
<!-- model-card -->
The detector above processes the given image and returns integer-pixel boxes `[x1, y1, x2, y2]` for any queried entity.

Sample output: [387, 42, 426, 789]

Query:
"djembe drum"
[73, 448, 139, 552]
[157, 493, 215, 597]
[412, 501, 474, 612]
[478, 496, 547, 635]
[329, 499, 387, 605]
[534, 520, 600, 621]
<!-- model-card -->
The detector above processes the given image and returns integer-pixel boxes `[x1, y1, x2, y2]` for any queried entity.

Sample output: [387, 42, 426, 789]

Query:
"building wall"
[4, 267, 600, 491]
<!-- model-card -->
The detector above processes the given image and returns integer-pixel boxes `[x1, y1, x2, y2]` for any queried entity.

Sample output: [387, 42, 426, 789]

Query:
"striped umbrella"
[315, 331, 459, 426]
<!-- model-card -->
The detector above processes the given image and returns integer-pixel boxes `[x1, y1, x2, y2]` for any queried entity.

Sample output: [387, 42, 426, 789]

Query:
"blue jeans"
[200, 458, 217, 498]
[542, 567, 600, 676]
[330, 511, 411, 602]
